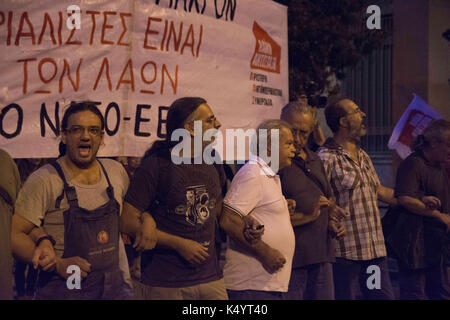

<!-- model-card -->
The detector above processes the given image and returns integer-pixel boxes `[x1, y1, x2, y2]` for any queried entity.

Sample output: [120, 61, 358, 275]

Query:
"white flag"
[388, 94, 442, 159]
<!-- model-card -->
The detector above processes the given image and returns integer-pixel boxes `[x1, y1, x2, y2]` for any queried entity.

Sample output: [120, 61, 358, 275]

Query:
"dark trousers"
[333, 257, 394, 300]
[284, 262, 334, 300]
[227, 289, 284, 300]
[398, 259, 450, 300]
[14, 260, 38, 297]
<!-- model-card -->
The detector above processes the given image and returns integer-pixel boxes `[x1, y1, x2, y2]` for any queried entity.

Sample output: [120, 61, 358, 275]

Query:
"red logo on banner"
[250, 21, 281, 74]
[397, 110, 433, 147]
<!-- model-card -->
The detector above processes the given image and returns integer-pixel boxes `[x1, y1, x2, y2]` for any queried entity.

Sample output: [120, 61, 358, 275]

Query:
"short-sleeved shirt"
[223, 156, 295, 292]
[124, 149, 224, 288]
[14, 158, 132, 285]
[0, 149, 20, 299]
[279, 148, 335, 268]
[395, 151, 450, 265]
[317, 138, 386, 261]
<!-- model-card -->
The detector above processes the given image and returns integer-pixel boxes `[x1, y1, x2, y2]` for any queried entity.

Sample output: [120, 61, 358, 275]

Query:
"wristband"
[35, 235, 56, 247]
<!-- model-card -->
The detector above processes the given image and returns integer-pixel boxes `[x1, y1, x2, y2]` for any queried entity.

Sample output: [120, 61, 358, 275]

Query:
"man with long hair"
[120, 97, 228, 300]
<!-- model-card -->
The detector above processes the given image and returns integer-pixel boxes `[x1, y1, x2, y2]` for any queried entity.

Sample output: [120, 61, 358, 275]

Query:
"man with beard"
[279, 102, 347, 300]
[120, 97, 228, 300]
[11, 102, 132, 299]
[317, 98, 397, 300]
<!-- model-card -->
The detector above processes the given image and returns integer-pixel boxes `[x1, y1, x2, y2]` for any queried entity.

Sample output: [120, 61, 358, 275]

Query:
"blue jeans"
[333, 257, 394, 300]
[227, 289, 284, 300]
[284, 262, 334, 300]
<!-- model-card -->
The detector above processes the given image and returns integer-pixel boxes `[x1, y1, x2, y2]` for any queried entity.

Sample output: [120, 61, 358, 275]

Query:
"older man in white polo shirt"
[220, 119, 296, 300]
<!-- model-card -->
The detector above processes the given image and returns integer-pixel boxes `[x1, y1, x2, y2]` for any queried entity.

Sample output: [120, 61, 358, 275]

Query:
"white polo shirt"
[223, 156, 295, 292]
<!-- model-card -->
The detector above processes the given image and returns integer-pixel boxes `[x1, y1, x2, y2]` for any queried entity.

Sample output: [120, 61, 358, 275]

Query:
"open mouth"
[78, 145, 92, 157]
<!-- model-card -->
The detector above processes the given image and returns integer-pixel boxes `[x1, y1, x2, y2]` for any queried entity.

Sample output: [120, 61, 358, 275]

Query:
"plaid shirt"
[317, 138, 387, 260]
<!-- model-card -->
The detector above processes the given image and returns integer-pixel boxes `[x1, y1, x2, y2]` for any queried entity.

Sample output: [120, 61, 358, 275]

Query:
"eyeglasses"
[292, 128, 310, 138]
[66, 126, 103, 137]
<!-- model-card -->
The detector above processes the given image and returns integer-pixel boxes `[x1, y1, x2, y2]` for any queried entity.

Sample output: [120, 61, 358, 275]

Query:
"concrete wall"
[392, 0, 430, 122]
[428, 0, 450, 119]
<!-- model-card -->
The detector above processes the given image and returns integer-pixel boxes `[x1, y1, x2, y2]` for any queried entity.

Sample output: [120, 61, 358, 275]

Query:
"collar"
[322, 137, 364, 164]
[293, 147, 318, 165]
[323, 137, 343, 151]
[249, 155, 277, 177]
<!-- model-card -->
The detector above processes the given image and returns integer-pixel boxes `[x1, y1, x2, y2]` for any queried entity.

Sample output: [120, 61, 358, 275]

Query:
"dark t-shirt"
[395, 151, 450, 265]
[125, 149, 224, 287]
[279, 148, 335, 268]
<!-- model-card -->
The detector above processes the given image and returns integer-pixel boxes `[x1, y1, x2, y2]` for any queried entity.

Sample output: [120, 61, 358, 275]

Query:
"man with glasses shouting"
[11, 101, 132, 300]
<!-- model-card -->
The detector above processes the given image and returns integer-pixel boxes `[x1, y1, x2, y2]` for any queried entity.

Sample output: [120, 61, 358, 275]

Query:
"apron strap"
[49, 161, 79, 209]
[98, 159, 115, 200]
[0, 186, 13, 206]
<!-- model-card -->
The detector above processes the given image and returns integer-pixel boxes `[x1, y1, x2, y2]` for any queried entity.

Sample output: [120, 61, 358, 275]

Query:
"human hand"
[133, 213, 157, 252]
[422, 196, 441, 210]
[261, 247, 286, 274]
[242, 215, 264, 245]
[56, 256, 91, 279]
[286, 199, 296, 216]
[437, 213, 450, 231]
[329, 220, 346, 240]
[318, 195, 330, 207]
[307, 195, 329, 221]
[32, 239, 56, 271]
[328, 203, 349, 222]
[176, 239, 209, 265]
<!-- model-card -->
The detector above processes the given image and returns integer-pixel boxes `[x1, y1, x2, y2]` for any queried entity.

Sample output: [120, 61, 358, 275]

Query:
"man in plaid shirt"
[317, 98, 397, 300]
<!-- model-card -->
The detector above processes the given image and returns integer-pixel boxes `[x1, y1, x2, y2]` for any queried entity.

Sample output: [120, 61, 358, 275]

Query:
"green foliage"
[274, 0, 388, 101]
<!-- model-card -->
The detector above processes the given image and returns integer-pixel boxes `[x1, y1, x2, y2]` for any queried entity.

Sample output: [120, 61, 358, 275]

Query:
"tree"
[274, 0, 388, 102]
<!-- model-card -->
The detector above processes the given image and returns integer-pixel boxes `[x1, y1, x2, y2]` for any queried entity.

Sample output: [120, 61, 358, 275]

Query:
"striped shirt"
[317, 138, 387, 260]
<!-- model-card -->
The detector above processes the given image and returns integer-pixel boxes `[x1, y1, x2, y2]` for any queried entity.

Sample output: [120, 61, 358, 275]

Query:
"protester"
[394, 119, 450, 299]
[296, 92, 326, 150]
[220, 119, 296, 300]
[0, 149, 21, 300]
[317, 97, 397, 300]
[279, 102, 347, 300]
[117, 156, 144, 282]
[11, 101, 133, 299]
[13, 158, 49, 299]
[120, 97, 228, 300]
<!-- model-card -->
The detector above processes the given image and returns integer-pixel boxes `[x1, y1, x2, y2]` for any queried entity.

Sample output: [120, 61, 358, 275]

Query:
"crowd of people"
[0, 97, 449, 300]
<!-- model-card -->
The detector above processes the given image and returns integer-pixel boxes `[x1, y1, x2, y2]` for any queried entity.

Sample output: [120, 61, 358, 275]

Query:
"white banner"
[0, 0, 288, 158]
[388, 94, 442, 159]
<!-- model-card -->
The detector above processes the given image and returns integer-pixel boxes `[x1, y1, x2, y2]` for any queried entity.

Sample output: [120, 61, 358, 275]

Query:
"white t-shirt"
[223, 156, 295, 292]
[15, 158, 132, 286]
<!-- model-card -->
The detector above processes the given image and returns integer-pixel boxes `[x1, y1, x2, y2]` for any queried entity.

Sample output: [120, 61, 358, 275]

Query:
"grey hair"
[257, 119, 292, 133]
[280, 101, 312, 121]
[253, 119, 292, 154]
[412, 119, 450, 151]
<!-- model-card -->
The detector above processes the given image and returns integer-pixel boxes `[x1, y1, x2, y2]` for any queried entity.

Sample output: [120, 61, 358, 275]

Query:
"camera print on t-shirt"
[175, 185, 217, 226]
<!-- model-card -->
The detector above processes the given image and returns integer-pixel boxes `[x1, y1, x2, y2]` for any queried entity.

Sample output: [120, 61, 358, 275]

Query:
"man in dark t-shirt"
[120, 97, 228, 300]
[125, 149, 224, 289]
[395, 119, 450, 300]
[279, 102, 347, 300]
